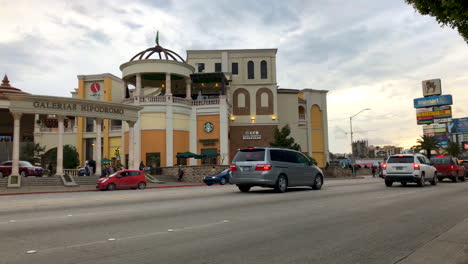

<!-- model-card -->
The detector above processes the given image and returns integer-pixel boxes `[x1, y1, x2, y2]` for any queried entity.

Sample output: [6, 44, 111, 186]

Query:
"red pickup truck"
[430, 156, 465, 182]
[0, 161, 44, 177]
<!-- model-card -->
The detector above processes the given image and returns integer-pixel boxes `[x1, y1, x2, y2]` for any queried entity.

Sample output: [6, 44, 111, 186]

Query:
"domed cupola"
[129, 31, 185, 62]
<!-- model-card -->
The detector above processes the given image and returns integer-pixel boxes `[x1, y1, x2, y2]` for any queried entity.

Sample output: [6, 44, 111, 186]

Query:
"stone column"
[166, 104, 173, 166]
[120, 120, 126, 168]
[34, 114, 40, 133]
[123, 80, 128, 99]
[219, 96, 229, 165]
[56, 116, 65, 176]
[11, 112, 22, 176]
[127, 121, 135, 170]
[95, 118, 102, 176]
[185, 78, 191, 99]
[135, 73, 142, 103]
[165, 73, 172, 95]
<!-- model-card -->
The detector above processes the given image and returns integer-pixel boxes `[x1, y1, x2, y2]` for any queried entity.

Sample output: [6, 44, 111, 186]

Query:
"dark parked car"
[203, 169, 231, 186]
[0, 161, 44, 177]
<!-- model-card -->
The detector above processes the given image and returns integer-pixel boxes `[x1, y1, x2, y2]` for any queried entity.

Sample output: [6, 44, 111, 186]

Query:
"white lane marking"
[9, 220, 16, 223]
[223, 220, 230, 223]
[379, 191, 418, 199]
[107, 238, 116, 241]
[67, 214, 73, 217]
[26, 250, 37, 254]
[167, 229, 174, 232]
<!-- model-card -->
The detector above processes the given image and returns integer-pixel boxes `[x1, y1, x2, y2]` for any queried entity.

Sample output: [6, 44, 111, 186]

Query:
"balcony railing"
[299, 114, 306, 120]
[39, 127, 74, 133]
[110, 125, 122, 132]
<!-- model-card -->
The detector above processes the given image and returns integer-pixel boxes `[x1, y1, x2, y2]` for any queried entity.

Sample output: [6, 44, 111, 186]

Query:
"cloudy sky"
[1, 0, 467, 153]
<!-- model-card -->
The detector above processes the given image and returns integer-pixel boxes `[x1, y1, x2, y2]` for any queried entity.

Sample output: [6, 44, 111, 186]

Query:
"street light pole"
[350, 108, 371, 176]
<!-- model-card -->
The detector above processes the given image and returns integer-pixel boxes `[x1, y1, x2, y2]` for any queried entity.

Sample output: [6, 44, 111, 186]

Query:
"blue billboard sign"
[413, 94, 452, 108]
[448, 118, 468, 133]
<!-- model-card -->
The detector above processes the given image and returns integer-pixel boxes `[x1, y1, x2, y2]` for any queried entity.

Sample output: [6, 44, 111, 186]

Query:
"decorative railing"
[192, 98, 220, 106]
[299, 114, 306, 120]
[39, 127, 74, 132]
[63, 169, 78, 177]
[110, 125, 122, 132]
[124, 95, 223, 106]
[172, 97, 191, 105]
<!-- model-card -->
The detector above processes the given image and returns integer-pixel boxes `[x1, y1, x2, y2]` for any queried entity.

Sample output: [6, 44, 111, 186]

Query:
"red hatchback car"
[96, 170, 147, 191]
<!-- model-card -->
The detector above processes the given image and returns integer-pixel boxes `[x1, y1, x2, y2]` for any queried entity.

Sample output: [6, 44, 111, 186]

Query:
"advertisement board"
[422, 79, 442, 97]
[448, 118, 468, 134]
[414, 94, 452, 108]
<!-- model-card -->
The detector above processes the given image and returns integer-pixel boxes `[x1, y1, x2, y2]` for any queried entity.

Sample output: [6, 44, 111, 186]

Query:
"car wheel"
[417, 175, 425, 187]
[220, 177, 227, 185]
[452, 176, 458, 183]
[311, 174, 323, 190]
[385, 180, 393, 187]
[107, 183, 116, 191]
[137, 182, 146, 190]
[238, 185, 251, 192]
[431, 173, 438, 186]
[274, 175, 288, 193]
[401, 182, 407, 186]
[20, 171, 26, 177]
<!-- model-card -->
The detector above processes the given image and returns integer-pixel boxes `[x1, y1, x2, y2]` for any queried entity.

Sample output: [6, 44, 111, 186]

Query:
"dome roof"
[0, 75, 29, 99]
[130, 32, 185, 63]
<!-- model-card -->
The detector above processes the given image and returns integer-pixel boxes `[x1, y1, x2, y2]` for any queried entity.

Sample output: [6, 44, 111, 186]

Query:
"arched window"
[238, 93, 245, 108]
[260, 60, 267, 79]
[247, 61, 254, 79]
[261, 93, 269, 107]
[233, 88, 250, 115]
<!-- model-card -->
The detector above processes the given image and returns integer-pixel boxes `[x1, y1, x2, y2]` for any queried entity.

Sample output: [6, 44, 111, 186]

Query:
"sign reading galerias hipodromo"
[5, 94, 142, 122]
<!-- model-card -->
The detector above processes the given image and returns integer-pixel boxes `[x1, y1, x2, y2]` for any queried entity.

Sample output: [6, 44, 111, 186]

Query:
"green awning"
[176, 152, 198, 158]
[201, 150, 220, 157]
[102, 158, 112, 163]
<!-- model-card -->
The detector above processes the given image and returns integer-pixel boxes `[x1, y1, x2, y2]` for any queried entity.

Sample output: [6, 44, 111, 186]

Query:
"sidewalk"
[0, 181, 206, 196]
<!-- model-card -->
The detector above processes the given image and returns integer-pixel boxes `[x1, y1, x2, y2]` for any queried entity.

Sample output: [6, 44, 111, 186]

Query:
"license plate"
[241, 166, 251, 172]
[396, 167, 403, 170]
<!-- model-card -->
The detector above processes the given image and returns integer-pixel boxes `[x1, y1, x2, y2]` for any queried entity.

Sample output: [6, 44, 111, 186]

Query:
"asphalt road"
[1, 178, 468, 264]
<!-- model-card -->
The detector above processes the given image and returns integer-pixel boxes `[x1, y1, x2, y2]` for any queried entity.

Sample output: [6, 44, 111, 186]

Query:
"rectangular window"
[270, 149, 284, 162]
[387, 156, 414, 163]
[233, 148, 265, 162]
[198, 63, 205, 73]
[86, 118, 94, 132]
[215, 63, 222, 72]
[232, 63, 238, 75]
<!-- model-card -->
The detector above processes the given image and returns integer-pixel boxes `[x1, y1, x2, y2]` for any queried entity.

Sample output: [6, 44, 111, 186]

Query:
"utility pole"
[350, 108, 371, 176]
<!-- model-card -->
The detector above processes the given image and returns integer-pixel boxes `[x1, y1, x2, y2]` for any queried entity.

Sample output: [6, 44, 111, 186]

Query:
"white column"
[95, 118, 102, 176]
[135, 74, 142, 103]
[11, 112, 22, 176]
[185, 78, 192, 99]
[133, 114, 141, 170]
[56, 116, 65, 176]
[120, 120, 126, 168]
[34, 114, 40, 133]
[128, 121, 135, 170]
[219, 96, 229, 165]
[189, 108, 197, 165]
[166, 73, 172, 95]
[166, 104, 174, 166]
[123, 80, 128, 100]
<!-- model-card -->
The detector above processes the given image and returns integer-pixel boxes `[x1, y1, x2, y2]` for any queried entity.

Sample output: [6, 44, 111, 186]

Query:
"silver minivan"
[230, 147, 324, 193]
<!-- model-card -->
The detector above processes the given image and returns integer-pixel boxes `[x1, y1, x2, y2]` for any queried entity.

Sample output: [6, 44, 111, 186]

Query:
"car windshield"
[430, 158, 453, 165]
[387, 156, 414, 163]
[233, 149, 265, 162]
[108, 172, 120, 177]
[19, 161, 33, 167]
[221, 169, 229, 174]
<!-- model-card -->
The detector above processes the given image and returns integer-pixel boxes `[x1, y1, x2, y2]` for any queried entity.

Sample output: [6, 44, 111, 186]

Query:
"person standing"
[378, 162, 383, 178]
[371, 165, 376, 178]
[178, 165, 184, 182]
[47, 162, 53, 177]
[139, 161, 145, 171]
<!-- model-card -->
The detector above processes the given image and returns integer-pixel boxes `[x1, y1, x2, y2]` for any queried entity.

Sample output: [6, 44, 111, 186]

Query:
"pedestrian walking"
[139, 161, 145, 171]
[371, 165, 376, 178]
[85, 160, 90, 176]
[378, 162, 383, 178]
[178, 165, 184, 182]
[47, 162, 53, 176]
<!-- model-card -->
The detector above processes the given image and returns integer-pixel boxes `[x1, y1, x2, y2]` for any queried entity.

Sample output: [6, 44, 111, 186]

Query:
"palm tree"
[416, 135, 440, 158]
[444, 142, 461, 158]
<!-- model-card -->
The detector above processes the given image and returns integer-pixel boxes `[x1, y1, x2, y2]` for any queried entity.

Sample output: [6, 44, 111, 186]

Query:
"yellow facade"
[197, 115, 220, 165]
[141, 130, 167, 167]
[77, 79, 85, 165]
[108, 137, 121, 160]
[310, 105, 325, 167]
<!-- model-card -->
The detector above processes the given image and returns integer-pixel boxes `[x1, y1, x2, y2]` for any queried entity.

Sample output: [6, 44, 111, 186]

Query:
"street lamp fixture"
[350, 108, 371, 176]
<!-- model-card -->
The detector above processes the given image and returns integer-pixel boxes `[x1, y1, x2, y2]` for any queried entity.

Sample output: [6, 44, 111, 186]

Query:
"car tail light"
[450, 165, 454, 169]
[229, 165, 237, 171]
[255, 164, 272, 171]
[413, 163, 420, 170]
[382, 164, 387, 169]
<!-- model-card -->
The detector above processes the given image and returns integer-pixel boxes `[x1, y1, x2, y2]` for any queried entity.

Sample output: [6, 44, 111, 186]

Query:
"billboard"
[448, 118, 468, 133]
[422, 79, 442, 97]
[416, 105, 452, 124]
[414, 94, 452, 108]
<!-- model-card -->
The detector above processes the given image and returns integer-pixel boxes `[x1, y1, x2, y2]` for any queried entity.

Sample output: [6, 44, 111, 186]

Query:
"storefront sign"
[413, 94, 452, 108]
[242, 131, 262, 140]
[33, 101, 124, 114]
[449, 118, 468, 133]
[417, 119, 434, 125]
[434, 118, 452, 123]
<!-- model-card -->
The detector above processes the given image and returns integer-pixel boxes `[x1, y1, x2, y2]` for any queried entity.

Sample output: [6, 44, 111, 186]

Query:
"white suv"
[383, 154, 437, 187]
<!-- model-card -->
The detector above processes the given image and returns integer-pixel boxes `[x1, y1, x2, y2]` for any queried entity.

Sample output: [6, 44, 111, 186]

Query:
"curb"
[0, 183, 208, 196]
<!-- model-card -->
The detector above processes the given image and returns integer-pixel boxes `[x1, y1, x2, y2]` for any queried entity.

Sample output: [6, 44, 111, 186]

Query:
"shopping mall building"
[1, 38, 329, 171]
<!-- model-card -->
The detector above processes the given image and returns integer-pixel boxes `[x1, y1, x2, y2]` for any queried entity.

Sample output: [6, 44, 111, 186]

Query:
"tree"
[444, 142, 461, 158]
[416, 135, 440, 158]
[20, 143, 46, 165]
[270, 125, 301, 151]
[42, 145, 80, 169]
[405, 0, 468, 43]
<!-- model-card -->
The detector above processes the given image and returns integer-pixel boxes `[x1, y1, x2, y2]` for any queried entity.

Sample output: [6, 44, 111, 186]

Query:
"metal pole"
[350, 116, 355, 176]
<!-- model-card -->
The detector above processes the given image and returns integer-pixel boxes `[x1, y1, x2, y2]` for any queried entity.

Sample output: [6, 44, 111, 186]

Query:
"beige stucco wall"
[35, 133, 77, 152]
[173, 113, 189, 130]
[277, 92, 308, 153]
[141, 113, 166, 130]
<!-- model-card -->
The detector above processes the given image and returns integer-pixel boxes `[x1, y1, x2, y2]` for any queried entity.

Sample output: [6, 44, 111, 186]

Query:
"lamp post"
[350, 108, 371, 176]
